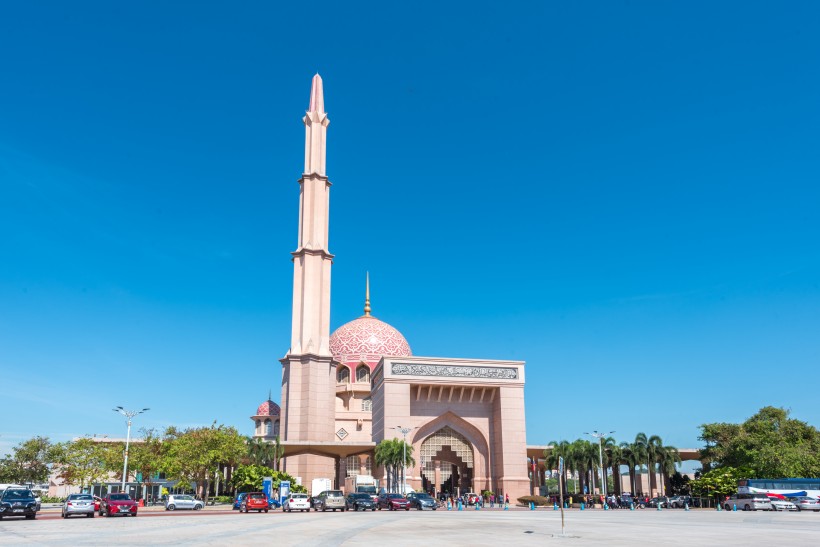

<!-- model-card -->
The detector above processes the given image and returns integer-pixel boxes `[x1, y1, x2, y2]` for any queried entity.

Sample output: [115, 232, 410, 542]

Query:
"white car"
[770, 498, 798, 511]
[284, 493, 310, 512]
[165, 494, 203, 511]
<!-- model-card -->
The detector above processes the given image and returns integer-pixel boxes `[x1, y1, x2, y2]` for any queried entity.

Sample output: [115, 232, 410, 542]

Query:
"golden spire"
[364, 272, 371, 316]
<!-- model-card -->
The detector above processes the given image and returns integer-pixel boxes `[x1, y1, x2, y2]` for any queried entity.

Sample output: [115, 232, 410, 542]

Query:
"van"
[725, 493, 773, 511]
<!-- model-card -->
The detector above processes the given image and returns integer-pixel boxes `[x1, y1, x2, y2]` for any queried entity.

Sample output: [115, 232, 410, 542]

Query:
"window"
[356, 365, 370, 383]
[265, 419, 272, 435]
[338, 367, 350, 383]
[273, 420, 280, 437]
[362, 397, 372, 412]
[346, 455, 360, 477]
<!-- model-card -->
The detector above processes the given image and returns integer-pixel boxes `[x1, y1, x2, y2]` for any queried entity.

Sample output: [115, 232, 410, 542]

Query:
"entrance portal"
[419, 426, 474, 496]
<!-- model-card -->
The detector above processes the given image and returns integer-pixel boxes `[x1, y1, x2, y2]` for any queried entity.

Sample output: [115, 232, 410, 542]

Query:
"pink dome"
[256, 400, 280, 416]
[329, 315, 412, 367]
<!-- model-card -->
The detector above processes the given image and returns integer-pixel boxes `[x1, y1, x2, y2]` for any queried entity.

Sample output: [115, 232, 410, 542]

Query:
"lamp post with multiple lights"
[113, 406, 149, 491]
[585, 430, 615, 497]
[394, 426, 415, 495]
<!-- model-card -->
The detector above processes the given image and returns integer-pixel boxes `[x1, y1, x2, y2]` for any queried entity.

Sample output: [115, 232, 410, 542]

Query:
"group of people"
[437, 492, 510, 509]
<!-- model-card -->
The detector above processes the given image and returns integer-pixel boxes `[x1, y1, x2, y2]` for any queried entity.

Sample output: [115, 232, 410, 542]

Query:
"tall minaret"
[280, 74, 338, 484]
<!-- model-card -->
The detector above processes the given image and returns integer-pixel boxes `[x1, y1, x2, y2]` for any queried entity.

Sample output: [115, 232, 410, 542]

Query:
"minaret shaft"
[289, 74, 333, 356]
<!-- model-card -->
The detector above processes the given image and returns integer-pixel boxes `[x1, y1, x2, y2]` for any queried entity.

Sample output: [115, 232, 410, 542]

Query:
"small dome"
[330, 315, 412, 367]
[256, 400, 280, 416]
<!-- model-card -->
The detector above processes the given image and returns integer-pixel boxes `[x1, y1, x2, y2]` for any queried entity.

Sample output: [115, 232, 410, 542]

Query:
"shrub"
[41, 496, 64, 503]
[517, 495, 550, 506]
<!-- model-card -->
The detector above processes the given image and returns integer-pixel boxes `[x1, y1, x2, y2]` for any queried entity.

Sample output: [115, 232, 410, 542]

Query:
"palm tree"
[374, 439, 415, 493]
[633, 433, 652, 496]
[656, 444, 681, 496]
[546, 440, 572, 495]
[645, 435, 664, 496]
[603, 437, 620, 496]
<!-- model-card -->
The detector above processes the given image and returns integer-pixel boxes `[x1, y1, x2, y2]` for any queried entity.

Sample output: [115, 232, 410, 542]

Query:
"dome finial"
[364, 272, 371, 316]
[268, 388, 272, 401]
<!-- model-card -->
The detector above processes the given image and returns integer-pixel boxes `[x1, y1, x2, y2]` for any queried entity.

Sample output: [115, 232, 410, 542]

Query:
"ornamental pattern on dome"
[329, 316, 412, 364]
[256, 400, 280, 416]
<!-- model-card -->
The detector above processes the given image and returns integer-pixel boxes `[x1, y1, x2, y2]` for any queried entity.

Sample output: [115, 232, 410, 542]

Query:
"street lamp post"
[394, 426, 414, 495]
[113, 406, 149, 492]
[585, 430, 615, 498]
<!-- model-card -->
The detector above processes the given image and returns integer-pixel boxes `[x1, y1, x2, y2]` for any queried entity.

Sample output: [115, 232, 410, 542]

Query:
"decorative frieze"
[391, 362, 518, 380]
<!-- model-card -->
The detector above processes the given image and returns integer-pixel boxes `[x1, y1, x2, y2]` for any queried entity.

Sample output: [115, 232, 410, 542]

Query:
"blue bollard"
[530, 502, 535, 510]
[733, 504, 737, 512]
[630, 502, 634, 511]
[684, 503, 689, 511]
[475, 502, 480, 511]
[447, 501, 451, 511]
[580, 502, 585, 511]
[458, 501, 463, 511]
[604, 503, 609, 511]
[504, 501, 509, 511]
[554, 502, 558, 511]
[657, 502, 662, 511]
[717, 503, 721, 511]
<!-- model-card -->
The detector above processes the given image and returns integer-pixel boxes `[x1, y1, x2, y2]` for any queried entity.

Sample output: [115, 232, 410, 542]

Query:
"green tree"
[374, 438, 414, 493]
[128, 428, 166, 500]
[53, 437, 116, 490]
[163, 423, 247, 503]
[690, 466, 752, 502]
[231, 465, 306, 494]
[699, 406, 820, 478]
[1, 436, 57, 485]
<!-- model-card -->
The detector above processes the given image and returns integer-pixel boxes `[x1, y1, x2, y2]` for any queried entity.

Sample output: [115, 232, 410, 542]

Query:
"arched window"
[255, 419, 261, 434]
[265, 419, 272, 436]
[356, 365, 370, 383]
[273, 420, 280, 437]
[346, 455, 360, 477]
[337, 366, 350, 383]
[362, 397, 372, 412]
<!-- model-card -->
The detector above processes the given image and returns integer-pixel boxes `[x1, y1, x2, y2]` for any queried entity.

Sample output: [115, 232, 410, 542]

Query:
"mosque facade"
[251, 75, 530, 500]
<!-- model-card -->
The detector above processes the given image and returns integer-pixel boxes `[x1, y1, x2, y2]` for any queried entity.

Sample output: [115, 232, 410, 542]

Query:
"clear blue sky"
[1, 1, 818, 465]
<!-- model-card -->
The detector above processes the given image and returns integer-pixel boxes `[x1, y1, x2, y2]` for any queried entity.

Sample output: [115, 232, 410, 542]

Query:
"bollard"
[458, 501, 463, 511]
[657, 502, 662, 511]
[554, 502, 558, 511]
[733, 504, 737, 512]
[685, 503, 689, 511]
[475, 502, 480, 511]
[716, 503, 721, 511]
[447, 501, 451, 511]
[630, 502, 634, 511]
[580, 502, 585, 511]
[504, 501, 509, 511]
[604, 503, 609, 511]
[530, 502, 535, 510]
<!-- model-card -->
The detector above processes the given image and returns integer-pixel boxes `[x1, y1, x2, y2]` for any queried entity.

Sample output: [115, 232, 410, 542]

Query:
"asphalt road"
[1, 506, 818, 545]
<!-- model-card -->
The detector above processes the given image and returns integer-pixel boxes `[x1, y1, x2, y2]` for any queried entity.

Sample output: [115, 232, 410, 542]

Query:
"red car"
[377, 493, 411, 511]
[99, 493, 138, 517]
[240, 492, 269, 513]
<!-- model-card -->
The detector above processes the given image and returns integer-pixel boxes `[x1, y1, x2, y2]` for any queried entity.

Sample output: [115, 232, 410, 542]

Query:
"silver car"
[788, 496, 820, 512]
[770, 498, 798, 511]
[725, 493, 772, 511]
[313, 490, 346, 512]
[62, 493, 96, 518]
[165, 494, 203, 511]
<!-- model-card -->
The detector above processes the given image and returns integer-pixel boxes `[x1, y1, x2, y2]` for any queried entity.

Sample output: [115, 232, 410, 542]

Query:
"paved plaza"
[1, 507, 818, 546]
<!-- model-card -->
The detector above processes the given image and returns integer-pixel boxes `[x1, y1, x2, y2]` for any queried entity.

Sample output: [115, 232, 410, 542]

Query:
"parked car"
[406, 492, 437, 510]
[788, 496, 820, 512]
[668, 495, 691, 508]
[648, 496, 670, 508]
[378, 493, 411, 511]
[93, 496, 102, 512]
[268, 497, 282, 510]
[240, 492, 269, 513]
[0, 487, 38, 520]
[233, 493, 248, 510]
[769, 498, 798, 511]
[313, 490, 346, 512]
[284, 493, 311, 512]
[62, 493, 96, 518]
[724, 493, 772, 512]
[99, 492, 138, 517]
[463, 492, 480, 506]
[619, 494, 635, 508]
[346, 492, 376, 511]
[165, 494, 203, 511]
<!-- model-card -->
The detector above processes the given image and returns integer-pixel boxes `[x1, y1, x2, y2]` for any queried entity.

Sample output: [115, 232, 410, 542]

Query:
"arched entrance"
[419, 426, 474, 497]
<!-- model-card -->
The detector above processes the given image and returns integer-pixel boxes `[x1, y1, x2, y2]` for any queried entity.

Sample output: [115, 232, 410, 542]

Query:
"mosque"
[250, 75, 530, 501]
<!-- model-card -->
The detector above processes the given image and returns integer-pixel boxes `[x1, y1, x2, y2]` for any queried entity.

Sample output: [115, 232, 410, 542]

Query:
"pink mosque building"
[251, 74, 530, 500]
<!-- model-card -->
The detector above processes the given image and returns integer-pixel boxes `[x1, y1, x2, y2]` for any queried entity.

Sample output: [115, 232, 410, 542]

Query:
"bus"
[738, 479, 820, 499]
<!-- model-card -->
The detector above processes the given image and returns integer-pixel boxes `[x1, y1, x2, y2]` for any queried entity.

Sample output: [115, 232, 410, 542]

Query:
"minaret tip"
[308, 73, 324, 113]
[364, 272, 371, 317]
